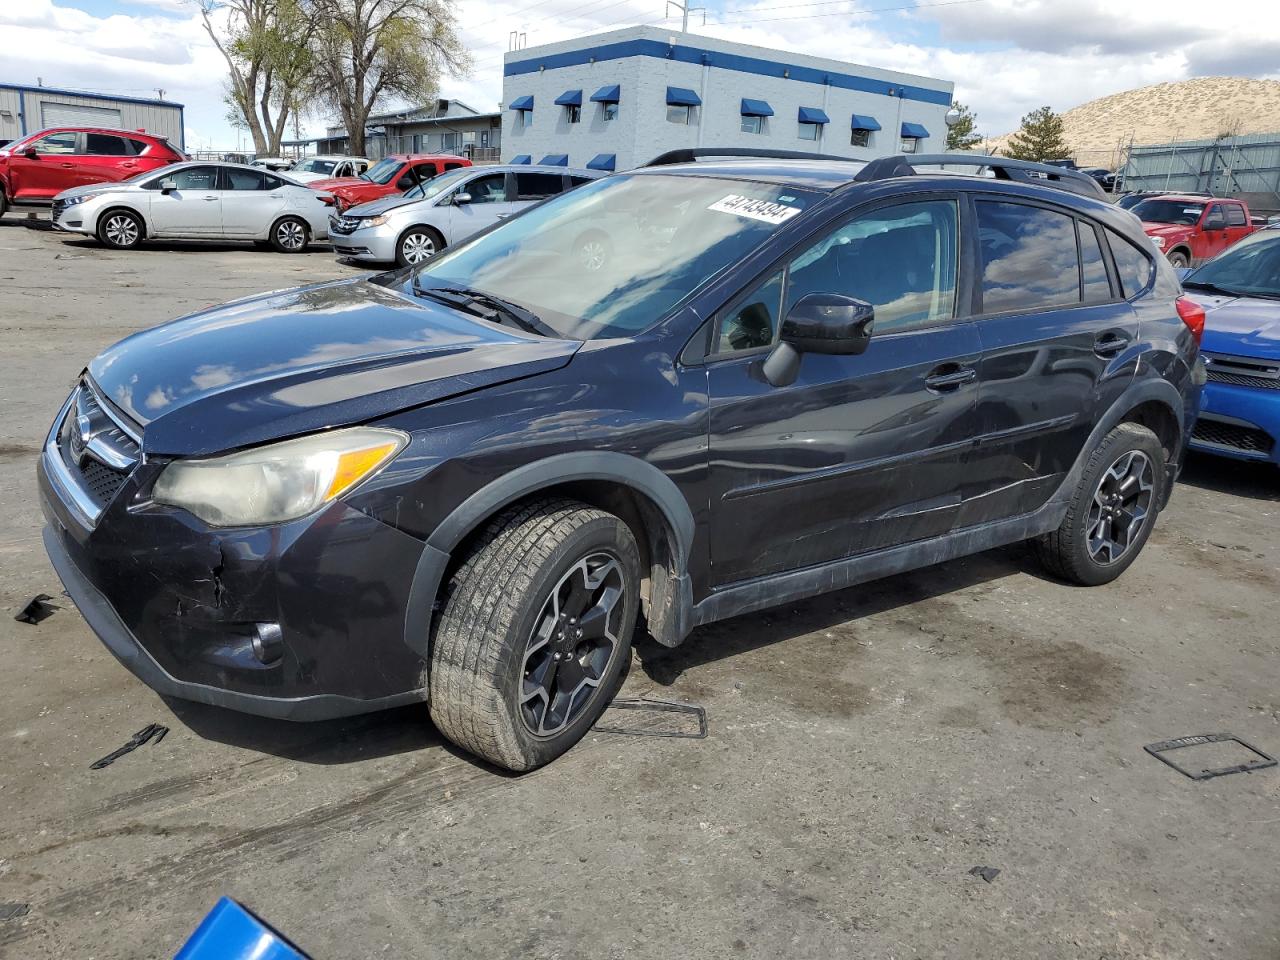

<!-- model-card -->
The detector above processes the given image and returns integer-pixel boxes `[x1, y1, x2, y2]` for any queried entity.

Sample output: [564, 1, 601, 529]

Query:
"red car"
[309, 154, 470, 209]
[1131, 194, 1256, 268]
[0, 126, 185, 217]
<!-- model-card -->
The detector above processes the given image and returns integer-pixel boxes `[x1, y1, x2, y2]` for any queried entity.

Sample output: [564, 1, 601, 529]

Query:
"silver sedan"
[51, 162, 336, 252]
[330, 164, 604, 266]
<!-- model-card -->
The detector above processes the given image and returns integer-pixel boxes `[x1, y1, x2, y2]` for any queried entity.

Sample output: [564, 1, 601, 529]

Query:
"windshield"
[297, 158, 337, 175]
[362, 158, 403, 184]
[1132, 199, 1205, 225]
[415, 173, 822, 340]
[1184, 232, 1280, 298]
[403, 167, 472, 200]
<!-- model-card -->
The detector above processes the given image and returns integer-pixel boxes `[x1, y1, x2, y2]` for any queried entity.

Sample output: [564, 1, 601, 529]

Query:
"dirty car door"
[705, 197, 981, 586]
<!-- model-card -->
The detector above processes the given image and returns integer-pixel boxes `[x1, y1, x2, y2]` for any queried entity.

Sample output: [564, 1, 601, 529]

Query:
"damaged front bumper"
[38, 382, 430, 721]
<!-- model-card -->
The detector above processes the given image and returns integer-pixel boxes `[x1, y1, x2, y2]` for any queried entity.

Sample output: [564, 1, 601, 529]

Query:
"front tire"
[1034, 423, 1165, 586]
[270, 216, 309, 253]
[97, 209, 144, 249]
[0, 191, 8, 218]
[429, 499, 641, 771]
[1167, 250, 1190, 269]
[395, 226, 443, 266]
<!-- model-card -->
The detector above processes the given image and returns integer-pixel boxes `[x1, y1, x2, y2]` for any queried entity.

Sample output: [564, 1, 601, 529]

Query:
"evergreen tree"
[1003, 106, 1071, 162]
[945, 101, 982, 151]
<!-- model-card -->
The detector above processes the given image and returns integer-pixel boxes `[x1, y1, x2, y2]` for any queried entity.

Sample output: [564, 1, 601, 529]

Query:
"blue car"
[1182, 229, 1280, 464]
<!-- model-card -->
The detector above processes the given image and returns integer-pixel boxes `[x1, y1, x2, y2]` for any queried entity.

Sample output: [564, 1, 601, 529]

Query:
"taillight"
[318, 194, 336, 207]
[1176, 296, 1205, 345]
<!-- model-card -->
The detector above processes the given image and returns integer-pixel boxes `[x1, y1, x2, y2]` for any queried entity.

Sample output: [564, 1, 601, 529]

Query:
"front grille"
[329, 215, 359, 235]
[1203, 353, 1280, 391]
[1192, 418, 1275, 455]
[55, 382, 141, 511]
[1205, 370, 1280, 391]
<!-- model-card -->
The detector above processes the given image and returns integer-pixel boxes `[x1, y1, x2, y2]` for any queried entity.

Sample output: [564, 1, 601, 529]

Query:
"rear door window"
[515, 173, 564, 200]
[222, 167, 267, 190]
[1107, 230, 1155, 298]
[84, 134, 131, 155]
[1225, 204, 1248, 227]
[976, 200, 1081, 313]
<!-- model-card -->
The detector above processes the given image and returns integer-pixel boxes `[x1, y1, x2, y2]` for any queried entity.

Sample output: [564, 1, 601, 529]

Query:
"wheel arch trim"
[404, 452, 696, 656]
[95, 204, 148, 240]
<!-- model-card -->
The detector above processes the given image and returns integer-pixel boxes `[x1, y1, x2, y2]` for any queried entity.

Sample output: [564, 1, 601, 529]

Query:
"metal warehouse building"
[501, 26, 953, 171]
[0, 83, 184, 149]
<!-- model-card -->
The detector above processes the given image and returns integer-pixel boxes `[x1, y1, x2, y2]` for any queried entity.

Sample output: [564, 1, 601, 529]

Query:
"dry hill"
[986, 77, 1280, 167]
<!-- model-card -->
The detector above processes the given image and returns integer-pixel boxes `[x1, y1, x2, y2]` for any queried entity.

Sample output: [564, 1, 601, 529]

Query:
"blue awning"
[586, 153, 616, 171]
[740, 98, 774, 117]
[901, 122, 930, 139]
[851, 114, 882, 131]
[511, 154, 532, 164]
[555, 89, 582, 107]
[798, 107, 829, 125]
[540, 154, 569, 166]
[666, 86, 701, 107]
[590, 84, 621, 103]
[508, 95, 534, 112]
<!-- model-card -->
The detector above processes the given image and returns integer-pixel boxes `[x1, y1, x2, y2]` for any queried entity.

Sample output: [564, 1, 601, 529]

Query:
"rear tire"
[97, 208, 144, 249]
[1034, 423, 1166, 586]
[395, 226, 444, 267]
[428, 498, 641, 771]
[270, 216, 309, 253]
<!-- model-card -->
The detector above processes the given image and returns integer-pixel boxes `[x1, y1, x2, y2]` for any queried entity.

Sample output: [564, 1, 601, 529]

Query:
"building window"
[517, 111, 532, 130]
[901, 137, 920, 154]
[851, 129, 872, 148]
[566, 104, 581, 124]
[667, 104, 693, 125]
[798, 123, 819, 142]
[741, 115, 764, 135]
[602, 102, 618, 121]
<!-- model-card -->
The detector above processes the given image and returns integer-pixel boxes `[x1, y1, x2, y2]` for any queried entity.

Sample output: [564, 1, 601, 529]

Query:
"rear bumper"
[1190, 381, 1280, 464]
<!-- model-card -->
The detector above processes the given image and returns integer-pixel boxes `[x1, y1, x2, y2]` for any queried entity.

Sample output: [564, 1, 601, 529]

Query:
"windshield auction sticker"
[707, 195, 802, 225]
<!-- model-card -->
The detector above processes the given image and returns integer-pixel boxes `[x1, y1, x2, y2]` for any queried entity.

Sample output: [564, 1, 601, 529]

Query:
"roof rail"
[645, 147, 849, 167]
[853, 153, 1108, 200]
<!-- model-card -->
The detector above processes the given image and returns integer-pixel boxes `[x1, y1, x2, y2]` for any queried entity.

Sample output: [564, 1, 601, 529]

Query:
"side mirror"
[159, 178, 177, 194]
[762, 294, 875, 387]
[1203, 215, 1226, 231]
[396, 175, 416, 190]
[453, 191, 472, 205]
[23, 147, 38, 158]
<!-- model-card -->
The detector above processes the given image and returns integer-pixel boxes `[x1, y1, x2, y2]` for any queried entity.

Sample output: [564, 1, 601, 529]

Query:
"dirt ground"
[1, 215, 1278, 960]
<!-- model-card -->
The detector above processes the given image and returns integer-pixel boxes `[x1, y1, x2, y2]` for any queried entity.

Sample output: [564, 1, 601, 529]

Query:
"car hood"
[1143, 222, 1193, 241]
[345, 193, 428, 217]
[308, 177, 373, 192]
[1185, 291, 1280, 361]
[55, 181, 138, 200]
[88, 277, 581, 457]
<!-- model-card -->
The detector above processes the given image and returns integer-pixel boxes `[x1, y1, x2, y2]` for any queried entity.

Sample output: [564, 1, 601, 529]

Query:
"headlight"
[358, 214, 390, 228]
[62, 195, 88, 207]
[152, 427, 407, 526]
[1150, 236, 1165, 248]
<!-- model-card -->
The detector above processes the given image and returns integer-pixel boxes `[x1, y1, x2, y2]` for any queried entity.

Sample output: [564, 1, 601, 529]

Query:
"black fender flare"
[403, 452, 696, 656]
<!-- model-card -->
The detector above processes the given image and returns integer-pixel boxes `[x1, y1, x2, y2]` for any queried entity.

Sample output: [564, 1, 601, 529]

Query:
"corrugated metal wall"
[0, 87, 183, 147]
[1118, 133, 1280, 210]
[0, 88, 22, 144]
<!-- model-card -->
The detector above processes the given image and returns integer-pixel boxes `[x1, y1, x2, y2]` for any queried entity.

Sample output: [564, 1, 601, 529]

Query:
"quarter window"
[84, 134, 130, 155]
[127, 138, 151, 154]
[1108, 230, 1155, 298]
[718, 271, 784, 352]
[976, 201, 1081, 313]
[1079, 222, 1112, 303]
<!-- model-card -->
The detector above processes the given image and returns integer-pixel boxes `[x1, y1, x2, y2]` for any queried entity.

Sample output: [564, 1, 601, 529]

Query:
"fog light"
[252, 622, 284, 665]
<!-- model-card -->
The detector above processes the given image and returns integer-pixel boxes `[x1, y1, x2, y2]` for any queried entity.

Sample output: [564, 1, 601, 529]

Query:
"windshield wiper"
[412, 279, 553, 337]
[1181, 280, 1246, 297]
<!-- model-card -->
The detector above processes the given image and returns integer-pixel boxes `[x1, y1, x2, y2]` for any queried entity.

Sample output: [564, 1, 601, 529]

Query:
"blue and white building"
[501, 26, 954, 171]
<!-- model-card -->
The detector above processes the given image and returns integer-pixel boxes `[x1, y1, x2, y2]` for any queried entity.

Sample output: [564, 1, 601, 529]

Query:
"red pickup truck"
[1131, 194, 1256, 268]
[309, 154, 470, 209]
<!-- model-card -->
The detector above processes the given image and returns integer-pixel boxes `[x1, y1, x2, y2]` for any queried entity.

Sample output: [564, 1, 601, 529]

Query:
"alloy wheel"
[277, 220, 306, 250]
[1086, 449, 1154, 565]
[104, 214, 139, 247]
[402, 232, 436, 263]
[520, 552, 625, 737]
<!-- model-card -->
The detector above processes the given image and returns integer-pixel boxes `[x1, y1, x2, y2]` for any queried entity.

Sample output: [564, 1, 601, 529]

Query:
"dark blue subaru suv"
[39, 150, 1204, 770]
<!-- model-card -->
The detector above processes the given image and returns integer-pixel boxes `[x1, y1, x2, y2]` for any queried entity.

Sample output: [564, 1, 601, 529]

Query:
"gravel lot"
[1, 216, 1279, 959]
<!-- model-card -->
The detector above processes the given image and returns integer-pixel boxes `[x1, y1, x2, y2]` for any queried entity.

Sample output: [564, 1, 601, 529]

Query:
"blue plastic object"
[175, 897, 309, 960]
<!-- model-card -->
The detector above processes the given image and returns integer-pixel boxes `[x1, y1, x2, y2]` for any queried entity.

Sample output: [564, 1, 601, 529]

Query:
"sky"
[1, 0, 1278, 152]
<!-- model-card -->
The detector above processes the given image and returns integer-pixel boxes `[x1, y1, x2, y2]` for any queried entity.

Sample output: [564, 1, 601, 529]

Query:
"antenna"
[665, 0, 705, 31]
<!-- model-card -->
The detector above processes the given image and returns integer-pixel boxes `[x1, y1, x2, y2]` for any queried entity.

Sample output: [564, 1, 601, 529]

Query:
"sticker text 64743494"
[706, 194, 802, 226]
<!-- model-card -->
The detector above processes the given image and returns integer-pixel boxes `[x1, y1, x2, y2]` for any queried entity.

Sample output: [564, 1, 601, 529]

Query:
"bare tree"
[198, 0, 316, 155]
[305, 0, 470, 157]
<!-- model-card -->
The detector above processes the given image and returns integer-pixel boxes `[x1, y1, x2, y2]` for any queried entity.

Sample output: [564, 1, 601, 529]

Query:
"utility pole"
[666, 0, 705, 31]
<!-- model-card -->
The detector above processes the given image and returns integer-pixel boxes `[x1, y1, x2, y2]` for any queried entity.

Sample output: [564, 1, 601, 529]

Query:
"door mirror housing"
[453, 191, 472, 205]
[159, 178, 177, 194]
[780, 293, 875, 355]
[396, 174, 416, 190]
[1203, 214, 1226, 231]
[23, 147, 38, 158]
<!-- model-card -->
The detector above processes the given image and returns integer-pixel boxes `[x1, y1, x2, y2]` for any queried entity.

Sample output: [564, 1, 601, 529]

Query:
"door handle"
[1093, 332, 1131, 357]
[59, 162, 75, 168]
[203, 196, 218, 201]
[924, 365, 977, 392]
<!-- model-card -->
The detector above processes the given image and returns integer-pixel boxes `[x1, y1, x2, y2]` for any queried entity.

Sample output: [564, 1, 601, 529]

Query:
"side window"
[464, 173, 508, 203]
[84, 134, 130, 156]
[717, 270, 784, 353]
[568, 176, 593, 188]
[515, 172, 563, 200]
[1079, 221, 1112, 303]
[444, 162, 465, 171]
[787, 199, 959, 333]
[1107, 230, 1155, 299]
[127, 138, 151, 155]
[223, 167, 267, 190]
[166, 166, 220, 191]
[31, 132, 79, 155]
[262, 174, 285, 191]
[976, 201, 1080, 313]
[1225, 204, 1248, 227]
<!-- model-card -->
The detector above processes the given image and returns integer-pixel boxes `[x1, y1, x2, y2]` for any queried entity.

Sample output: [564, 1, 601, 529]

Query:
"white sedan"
[50, 162, 336, 253]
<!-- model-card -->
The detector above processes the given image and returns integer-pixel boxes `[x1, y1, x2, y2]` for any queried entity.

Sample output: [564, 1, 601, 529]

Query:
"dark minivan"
[40, 151, 1203, 770]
